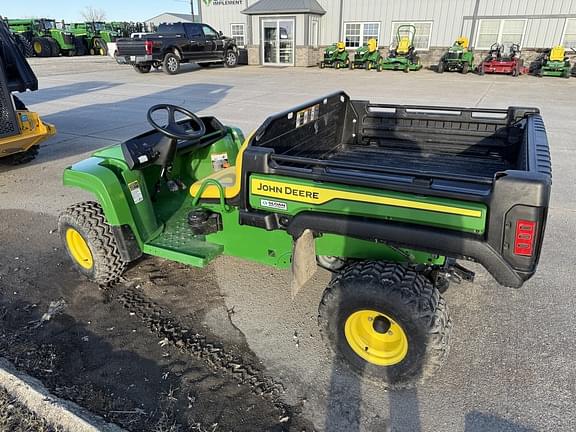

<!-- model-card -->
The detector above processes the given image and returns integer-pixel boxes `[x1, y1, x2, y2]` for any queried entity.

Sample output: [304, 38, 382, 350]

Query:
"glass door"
[262, 19, 294, 65]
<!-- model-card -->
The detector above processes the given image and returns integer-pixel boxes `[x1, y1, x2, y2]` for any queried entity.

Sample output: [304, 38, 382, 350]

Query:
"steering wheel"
[147, 104, 206, 140]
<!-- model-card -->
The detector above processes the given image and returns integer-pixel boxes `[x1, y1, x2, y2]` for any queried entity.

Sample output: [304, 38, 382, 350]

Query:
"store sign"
[203, 0, 243, 5]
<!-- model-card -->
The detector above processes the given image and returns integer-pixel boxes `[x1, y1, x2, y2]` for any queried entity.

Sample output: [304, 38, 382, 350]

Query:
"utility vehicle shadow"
[17, 81, 123, 104]
[1, 82, 232, 171]
[464, 411, 536, 432]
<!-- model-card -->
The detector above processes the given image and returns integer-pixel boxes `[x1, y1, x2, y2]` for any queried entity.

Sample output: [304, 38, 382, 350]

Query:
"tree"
[80, 6, 107, 22]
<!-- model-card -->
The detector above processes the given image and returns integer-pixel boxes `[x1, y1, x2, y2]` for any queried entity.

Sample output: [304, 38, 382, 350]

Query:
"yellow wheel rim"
[100, 48, 105, 55]
[344, 309, 408, 366]
[65, 228, 93, 269]
[34, 41, 42, 53]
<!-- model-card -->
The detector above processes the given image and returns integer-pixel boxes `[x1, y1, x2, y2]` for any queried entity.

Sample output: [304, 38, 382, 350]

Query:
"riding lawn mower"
[478, 43, 526, 77]
[436, 37, 474, 74]
[530, 46, 572, 78]
[350, 38, 380, 70]
[378, 25, 422, 72]
[319, 42, 350, 69]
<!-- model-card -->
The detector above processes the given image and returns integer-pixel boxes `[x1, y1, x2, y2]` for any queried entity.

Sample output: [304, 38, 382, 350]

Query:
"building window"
[562, 18, 576, 48]
[310, 18, 319, 47]
[344, 22, 380, 48]
[230, 23, 245, 47]
[391, 21, 433, 50]
[476, 19, 526, 49]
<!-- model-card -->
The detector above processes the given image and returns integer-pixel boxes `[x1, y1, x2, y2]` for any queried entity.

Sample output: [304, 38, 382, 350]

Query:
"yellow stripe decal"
[250, 178, 482, 218]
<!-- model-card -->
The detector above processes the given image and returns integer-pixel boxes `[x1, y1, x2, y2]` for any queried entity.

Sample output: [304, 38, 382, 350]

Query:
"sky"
[2, 0, 199, 22]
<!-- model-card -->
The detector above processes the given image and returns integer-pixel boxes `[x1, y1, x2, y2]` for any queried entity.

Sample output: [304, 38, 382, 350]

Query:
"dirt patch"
[0, 209, 313, 431]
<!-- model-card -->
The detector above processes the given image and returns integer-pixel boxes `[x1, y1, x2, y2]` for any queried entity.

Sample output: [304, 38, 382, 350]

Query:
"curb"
[0, 357, 124, 432]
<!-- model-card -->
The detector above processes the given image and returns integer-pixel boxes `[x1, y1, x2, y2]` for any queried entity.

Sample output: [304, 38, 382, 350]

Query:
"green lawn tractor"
[319, 42, 350, 69]
[0, 18, 56, 164]
[68, 22, 109, 55]
[530, 46, 572, 78]
[436, 37, 474, 73]
[7, 18, 76, 57]
[350, 38, 381, 70]
[378, 25, 422, 72]
[93, 22, 119, 44]
[58, 92, 551, 388]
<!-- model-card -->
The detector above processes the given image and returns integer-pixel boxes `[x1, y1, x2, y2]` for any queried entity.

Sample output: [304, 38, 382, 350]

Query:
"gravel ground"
[1, 56, 575, 431]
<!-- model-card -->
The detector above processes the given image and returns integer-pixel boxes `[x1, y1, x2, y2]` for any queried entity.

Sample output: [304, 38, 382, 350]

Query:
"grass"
[0, 386, 62, 432]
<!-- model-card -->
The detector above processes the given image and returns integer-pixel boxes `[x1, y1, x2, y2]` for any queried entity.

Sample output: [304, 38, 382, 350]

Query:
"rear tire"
[32, 37, 51, 57]
[133, 64, 152, 73]
[59, 201, 127, 284]
[318, 261, 451, 389]
[437, 61, 444, 73]
[16, 34, 34, 57]
[73, 37, 86, 56]
[163, 52, 180, 75]
[461, 62, 469, 74]
[46, 37, 60, 57]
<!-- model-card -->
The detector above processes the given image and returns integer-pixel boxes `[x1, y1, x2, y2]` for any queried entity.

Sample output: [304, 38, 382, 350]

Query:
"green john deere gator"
[8, 18, 76, 57]
[58, 92, 552, 388]
[378, 24, 422, 72]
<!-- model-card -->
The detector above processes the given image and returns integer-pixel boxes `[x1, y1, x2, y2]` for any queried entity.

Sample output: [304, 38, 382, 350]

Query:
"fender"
[63, 157, 160, 245]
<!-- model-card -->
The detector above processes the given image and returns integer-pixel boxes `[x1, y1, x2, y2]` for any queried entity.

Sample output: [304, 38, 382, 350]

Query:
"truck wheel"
[46, 37, 60, 57]
[318, 261, 451, 388]
[224, 50, 238, 68]
[32, 37, 51, 57]
[163, 52, 180, 75]
[58, 201, 127, 285]
[133, 64, 152, 73]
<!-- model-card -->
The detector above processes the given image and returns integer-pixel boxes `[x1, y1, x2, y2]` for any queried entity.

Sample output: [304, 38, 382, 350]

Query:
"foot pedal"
[187, 208, 222, 235]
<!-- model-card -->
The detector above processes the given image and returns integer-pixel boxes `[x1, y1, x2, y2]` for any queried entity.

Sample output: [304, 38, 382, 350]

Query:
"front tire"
[163, 52, 180, 75]
[59, 202, 127, 284]
[224, 49, 238, 68]
[318, 261, 451, 388]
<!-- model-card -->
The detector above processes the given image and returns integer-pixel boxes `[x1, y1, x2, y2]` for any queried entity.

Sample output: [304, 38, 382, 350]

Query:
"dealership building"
[198, 0, 576, 66]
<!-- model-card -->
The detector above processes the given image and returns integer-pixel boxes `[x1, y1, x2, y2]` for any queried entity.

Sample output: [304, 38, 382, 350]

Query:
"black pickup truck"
[116, 22, 238, 74]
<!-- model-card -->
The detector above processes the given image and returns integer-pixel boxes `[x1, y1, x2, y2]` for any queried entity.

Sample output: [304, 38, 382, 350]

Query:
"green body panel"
[321, 44, 350, 68]
[352, 46, 381, 68]
[63, 156, 161, 245]
[541, 60, 571, 76]
[8, 18, 75, 51]
[379, 57, 422, 71]
[64, 128, 451, 269]
[442, 47, 475, 68]
[248, 174, 486, 234]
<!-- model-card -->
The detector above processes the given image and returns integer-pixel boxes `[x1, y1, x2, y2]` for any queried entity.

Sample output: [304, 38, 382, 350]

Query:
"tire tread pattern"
[59, 201, 126, 284]
[318, 261, 451, 388]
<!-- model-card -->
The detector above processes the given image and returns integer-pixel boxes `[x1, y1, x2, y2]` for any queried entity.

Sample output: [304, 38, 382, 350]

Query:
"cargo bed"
[239, 92, 552, 288]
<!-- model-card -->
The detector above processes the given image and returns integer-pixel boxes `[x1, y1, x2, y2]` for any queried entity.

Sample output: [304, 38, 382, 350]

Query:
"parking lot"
[1, 56, 576, 431]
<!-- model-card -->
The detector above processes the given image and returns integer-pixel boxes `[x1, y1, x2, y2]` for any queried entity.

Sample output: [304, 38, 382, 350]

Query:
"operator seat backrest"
[550, 46, 565, 61]
[337, 41, 345, 51]
[456, 37, 469, 49]
[397, 37, 411, 55]
[367, 38, 377, 53]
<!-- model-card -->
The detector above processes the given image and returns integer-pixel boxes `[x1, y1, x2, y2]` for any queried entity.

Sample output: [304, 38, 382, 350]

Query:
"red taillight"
[514, 220, 536, 256]
[145, 40, 153, 55]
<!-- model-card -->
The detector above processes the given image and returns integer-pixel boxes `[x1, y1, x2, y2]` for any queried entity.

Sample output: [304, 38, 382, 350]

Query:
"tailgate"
[116, 39, 147, 56]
